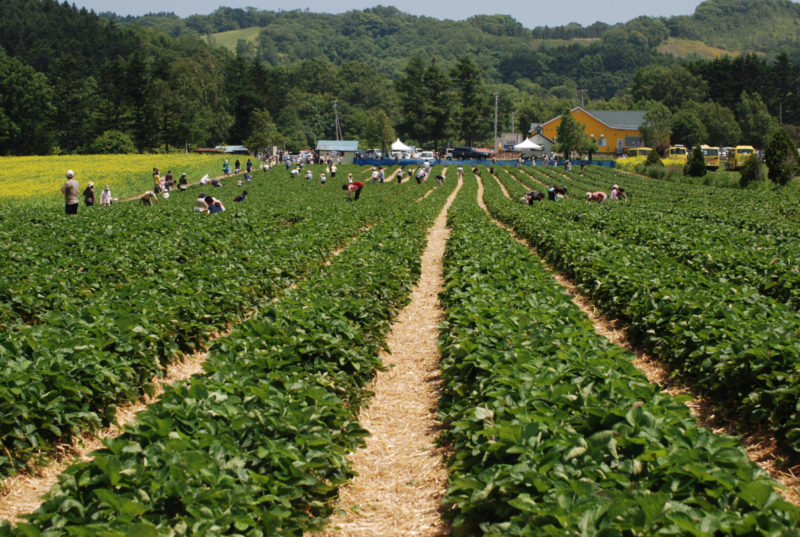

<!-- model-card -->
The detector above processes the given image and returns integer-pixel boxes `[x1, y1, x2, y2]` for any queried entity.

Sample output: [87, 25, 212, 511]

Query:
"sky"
[70, 0, 705, 28]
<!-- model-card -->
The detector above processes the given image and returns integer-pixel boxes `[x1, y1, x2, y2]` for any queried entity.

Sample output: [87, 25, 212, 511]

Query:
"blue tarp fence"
[354, 158, 617, 168]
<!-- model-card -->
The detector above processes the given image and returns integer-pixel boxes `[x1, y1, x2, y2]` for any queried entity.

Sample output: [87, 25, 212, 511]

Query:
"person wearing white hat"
[100, 185, 112, 206]
[83, 182, 96, 206]
[61, 170, 79, 214]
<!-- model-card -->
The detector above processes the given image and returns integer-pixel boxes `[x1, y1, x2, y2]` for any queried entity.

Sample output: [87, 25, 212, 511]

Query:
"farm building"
[528, 127, 556, 157]
[531, 107, 647, 155]
[316, 140, 359, 164]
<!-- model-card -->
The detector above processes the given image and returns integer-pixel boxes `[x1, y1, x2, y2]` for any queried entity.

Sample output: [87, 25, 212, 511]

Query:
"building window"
[624, 136, 642, 147]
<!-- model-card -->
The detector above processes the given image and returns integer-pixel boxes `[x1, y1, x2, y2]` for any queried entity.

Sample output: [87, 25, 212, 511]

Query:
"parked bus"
[626, 147, 652, 158]
[664, 145, 688, 164]
[726, 145, 756, 170]
[700, 145, 721, 170]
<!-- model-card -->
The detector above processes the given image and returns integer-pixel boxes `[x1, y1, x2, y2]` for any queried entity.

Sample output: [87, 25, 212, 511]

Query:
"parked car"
[452, 147, 489, 160]
[418, 150, 436, 163]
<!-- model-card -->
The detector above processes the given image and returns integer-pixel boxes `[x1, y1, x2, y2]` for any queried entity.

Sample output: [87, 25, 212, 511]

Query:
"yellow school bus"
[617, 147, 652, 168]
[726, 145, 756, 170]
[626, 147, 652, 158]
[664, 145, 688, 164]
[701, 145, 720, 170]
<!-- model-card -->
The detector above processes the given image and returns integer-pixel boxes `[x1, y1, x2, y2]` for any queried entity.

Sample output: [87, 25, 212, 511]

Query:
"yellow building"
[531, 107, 647, 155]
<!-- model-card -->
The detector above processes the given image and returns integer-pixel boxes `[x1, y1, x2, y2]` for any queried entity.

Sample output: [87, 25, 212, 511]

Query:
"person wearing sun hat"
[83, 182, 96, 206]
[100, 185, 112, 206]
[61, 170, 79, 214]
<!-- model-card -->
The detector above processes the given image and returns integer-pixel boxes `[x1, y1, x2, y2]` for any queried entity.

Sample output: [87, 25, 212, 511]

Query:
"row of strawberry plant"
[503, 167, 800, 310]
[439, 170, 800, 535]
[1, 172, 455, 537]
[0, 164, 399, 327]
[0, 171, 432, 479]
[484, 167, 800, 450]
[574, 166, 800, 235]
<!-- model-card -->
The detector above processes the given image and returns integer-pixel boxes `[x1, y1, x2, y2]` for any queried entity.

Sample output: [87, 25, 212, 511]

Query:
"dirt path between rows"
[309, 175, 462, 537]
[480, 172, 800, 506]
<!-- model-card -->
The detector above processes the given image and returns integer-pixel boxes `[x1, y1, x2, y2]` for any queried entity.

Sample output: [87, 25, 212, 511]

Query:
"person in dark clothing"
[83, 182, 96, 206]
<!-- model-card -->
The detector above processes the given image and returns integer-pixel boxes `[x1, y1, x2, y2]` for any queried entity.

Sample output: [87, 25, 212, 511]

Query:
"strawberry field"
[1, 158, 800, 535]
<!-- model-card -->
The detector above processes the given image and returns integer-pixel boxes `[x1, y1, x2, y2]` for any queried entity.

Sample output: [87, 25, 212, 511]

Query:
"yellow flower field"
[0, 154, 227, 201]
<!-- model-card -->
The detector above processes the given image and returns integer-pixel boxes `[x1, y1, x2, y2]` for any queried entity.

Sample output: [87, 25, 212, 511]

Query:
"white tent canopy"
[514, 138, 543, 152]
[391, 138, 413, 151]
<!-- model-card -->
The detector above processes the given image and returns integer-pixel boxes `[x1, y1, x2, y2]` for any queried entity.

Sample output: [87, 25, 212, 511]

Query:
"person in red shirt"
[343, 180, 364, 201]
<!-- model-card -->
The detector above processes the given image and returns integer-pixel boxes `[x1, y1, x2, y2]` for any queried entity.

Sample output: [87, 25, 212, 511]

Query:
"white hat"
[88, 182, 94, 187]
[66, 170, 74, 178]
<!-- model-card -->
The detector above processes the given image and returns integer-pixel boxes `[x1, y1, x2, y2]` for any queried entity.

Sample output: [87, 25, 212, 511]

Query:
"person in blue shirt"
[205, 196, 225, 213]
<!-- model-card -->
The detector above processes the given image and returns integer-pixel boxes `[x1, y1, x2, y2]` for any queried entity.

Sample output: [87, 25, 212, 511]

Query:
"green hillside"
[116, 0, 800, 64]
[205, 27, 261, 49]
[668, 0, 800, 54]
[657, 37, 741, 59]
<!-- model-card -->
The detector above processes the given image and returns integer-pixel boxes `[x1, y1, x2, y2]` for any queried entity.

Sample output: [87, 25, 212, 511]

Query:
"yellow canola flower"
[0, 154, 225, 201]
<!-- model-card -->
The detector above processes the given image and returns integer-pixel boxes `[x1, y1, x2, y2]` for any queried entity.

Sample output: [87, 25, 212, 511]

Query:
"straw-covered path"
[310, 173, 462, 537]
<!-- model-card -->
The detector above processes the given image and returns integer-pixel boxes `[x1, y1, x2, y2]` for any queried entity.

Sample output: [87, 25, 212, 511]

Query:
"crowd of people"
[61, 157, 630, 215]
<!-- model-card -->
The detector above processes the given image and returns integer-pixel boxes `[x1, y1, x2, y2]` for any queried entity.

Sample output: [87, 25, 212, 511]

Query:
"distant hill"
[110, 0, 800, 61]
[97, 0, 800, 101]
[666, 0, 800, 55]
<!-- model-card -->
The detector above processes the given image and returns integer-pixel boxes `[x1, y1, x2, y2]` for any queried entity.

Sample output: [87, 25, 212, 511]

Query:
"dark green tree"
[51, 55, 98, 153]
[670, 108, 708, 148]
[363, 108, 395, 155]
[243, 108, 280, 154]
[645, 148, 664, 166]
[422, 58, 452, 149]
[694, 101, 741, 147]
[396, 56, 428, 144]
[685, 145, 707, 177]
[737, 91, 778, 149]
[764, 127, 799, 185]
[88, 130, 136, 154]
[554, 108, 590, 158]
[739, 155, 767, 188]
[451, 56, 488, 146]
[639, 101, 671, 154]
[632, 65, 708, 111]
[0, 51, 55, 155]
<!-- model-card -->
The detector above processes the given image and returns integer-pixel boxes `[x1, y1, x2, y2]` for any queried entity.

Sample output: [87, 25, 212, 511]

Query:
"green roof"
[316, 140, 359, 152]
[585, 109, 647, 131]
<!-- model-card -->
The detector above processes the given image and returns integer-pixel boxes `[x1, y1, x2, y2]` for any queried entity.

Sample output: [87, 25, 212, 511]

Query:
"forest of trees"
[1, 0, 800, 155]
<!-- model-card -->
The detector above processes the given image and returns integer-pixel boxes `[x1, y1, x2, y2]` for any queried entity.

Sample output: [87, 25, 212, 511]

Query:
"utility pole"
[493, 92, 499, 150]
[578, 89, 587, 108]
[511, 111, 516, 141]
[333, 100, 343, 141]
